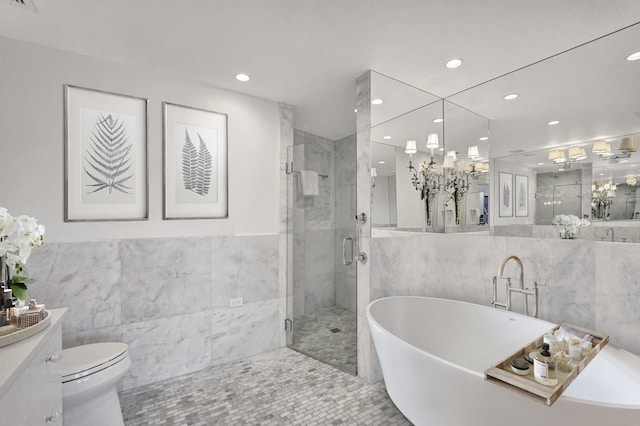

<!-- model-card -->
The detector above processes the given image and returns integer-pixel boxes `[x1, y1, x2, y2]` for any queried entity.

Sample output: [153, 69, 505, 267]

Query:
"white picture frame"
[64, 85, 148, 221]
[163, 102, 228, 219]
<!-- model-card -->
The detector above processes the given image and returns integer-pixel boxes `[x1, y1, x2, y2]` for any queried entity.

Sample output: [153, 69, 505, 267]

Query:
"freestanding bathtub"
[367, 296, 640, 426]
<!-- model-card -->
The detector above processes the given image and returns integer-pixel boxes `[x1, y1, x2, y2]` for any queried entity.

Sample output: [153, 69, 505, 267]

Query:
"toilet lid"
[61, 342, 128, 382]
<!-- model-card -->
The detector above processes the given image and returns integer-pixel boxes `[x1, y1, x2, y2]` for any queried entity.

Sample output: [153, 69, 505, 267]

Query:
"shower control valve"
[354, 212, 367, 224]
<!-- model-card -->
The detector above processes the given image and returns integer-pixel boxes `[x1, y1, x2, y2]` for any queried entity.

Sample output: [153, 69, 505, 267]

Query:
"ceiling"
[1, 0, 640, 144]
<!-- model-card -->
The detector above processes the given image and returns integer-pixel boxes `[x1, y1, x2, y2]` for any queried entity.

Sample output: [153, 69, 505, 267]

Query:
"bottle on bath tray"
[534, 343, 557, 386]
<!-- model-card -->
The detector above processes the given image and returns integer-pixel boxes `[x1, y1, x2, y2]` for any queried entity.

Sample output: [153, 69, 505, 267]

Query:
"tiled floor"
[291, 306, 357, 374]
[120, 348, 411, 425]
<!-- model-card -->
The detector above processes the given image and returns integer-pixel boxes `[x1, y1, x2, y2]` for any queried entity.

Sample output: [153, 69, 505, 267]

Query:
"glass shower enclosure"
[285, 130, 357, 374]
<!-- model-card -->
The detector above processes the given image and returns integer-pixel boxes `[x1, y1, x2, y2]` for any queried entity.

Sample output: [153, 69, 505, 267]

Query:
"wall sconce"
[593, 137, 636, 162]
[626, 176, 637, 186]
[442, 155, 455, 169]
[405, 140, 417, 155]
[592, 180, 616, 219]
[405, 133, 474, 227]
[469, 161, 489, 177]
[426, 133, 439, 150]
[548, 149, 566, 164]
[467, 145, 479, 160]
[434, 151, 472, 225]
[618, 137, 637, 154]
[592, 140, 612, 156]
[406, 137, 440, 227]
[568, 146, 587, 161]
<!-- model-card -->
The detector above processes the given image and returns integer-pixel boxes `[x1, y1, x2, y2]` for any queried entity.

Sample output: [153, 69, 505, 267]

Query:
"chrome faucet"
[606, 227, 614, 241]
[492, 255, 545, 318]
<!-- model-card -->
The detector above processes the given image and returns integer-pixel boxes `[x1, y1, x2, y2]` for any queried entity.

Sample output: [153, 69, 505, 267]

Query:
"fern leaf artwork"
[196, 134, 212, 196]
[182, 130, 198, 191]
[503, 183, 510, 208]
[518, 182, 526, 208]
[181, 130, 214, 196]
[83, 114, 134, 194]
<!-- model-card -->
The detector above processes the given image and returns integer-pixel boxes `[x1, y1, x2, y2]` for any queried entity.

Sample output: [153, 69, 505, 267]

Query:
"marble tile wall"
[355, 71, 376, 384]
[292, 129, 337, 317]
[369, 232, 640, 382]
[27, 234, 281, 390]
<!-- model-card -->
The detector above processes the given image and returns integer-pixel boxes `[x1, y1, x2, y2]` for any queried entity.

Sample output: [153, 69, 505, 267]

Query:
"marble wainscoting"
[369, 232, 640, 382]
[27, 234, 281, 390]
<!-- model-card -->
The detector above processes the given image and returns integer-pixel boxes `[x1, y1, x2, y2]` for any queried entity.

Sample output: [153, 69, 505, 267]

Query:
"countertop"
[0, 308, 68, 400]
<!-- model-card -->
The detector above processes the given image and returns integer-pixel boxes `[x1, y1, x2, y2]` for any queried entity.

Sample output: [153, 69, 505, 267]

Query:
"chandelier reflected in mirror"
[592, 181, 616, 219]
[406, 136, 488, 227]
[406, 134, 441, 227]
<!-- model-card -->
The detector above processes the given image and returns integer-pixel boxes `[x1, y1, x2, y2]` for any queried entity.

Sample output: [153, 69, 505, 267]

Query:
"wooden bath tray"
[484, 323, 608, 406]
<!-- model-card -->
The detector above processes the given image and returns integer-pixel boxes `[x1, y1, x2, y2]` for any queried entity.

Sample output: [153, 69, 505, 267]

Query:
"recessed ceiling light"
[383, 135, 392, 140]
[503, 93, 518, 100]
[548, 120, 560, 126]
[378, 161, 385, 164]
[600, 173, 605, 176]
[235, 73, 250, 82]
[371, 98, 384, 105]
[537, 162, 545, 166]
[439, 148, 444, 151]
[433, 118, 444, 123]
[354, 108, 357, 113]
[446, 58, 463, 69]
[479, 136, 489, 141]
[627, 51, 640, 61]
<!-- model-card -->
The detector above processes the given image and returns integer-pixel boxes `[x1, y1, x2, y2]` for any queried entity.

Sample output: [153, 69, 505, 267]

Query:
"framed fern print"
[515, 174, 529, 217]
[498, 172, 513, 217]
[64, 85, 148, 221]
[163, 103, 228, 219]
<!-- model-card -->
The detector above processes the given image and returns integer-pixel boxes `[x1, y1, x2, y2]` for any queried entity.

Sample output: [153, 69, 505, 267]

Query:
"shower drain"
[329, 328, 342, 333]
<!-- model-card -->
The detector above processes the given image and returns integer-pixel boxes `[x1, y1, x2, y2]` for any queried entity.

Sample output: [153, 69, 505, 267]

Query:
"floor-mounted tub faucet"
[492, 255, 545, 318]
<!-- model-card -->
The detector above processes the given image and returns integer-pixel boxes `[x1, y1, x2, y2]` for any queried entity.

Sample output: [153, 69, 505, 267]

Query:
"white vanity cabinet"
[0, 308, 68, 425]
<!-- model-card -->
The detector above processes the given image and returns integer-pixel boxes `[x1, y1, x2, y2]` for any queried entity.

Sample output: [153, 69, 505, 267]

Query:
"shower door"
[285, 132, 357, 374]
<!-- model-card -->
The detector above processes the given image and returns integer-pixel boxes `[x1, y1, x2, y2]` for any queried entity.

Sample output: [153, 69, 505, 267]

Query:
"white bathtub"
[367, 296, 640, 426]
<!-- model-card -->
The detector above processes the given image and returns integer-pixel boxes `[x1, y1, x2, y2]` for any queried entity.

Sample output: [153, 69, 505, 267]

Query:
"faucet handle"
[534, 280, 547, 288]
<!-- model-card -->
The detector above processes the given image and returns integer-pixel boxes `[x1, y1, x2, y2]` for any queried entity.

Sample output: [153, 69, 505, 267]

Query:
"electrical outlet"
[229, 297, 243, 308]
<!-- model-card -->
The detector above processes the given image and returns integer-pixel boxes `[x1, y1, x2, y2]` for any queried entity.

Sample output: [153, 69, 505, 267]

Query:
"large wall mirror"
[370, 72, 490, 233]
[446, 22, 640, 242]
[371, 22, 640, 242]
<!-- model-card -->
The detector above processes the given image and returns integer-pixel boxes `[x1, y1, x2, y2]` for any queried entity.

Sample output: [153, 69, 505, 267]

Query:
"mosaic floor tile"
[291, 306, 357, 374]
[120, 348, 410, 425]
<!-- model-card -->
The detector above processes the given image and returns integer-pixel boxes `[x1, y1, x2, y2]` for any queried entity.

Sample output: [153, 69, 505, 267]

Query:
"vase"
[0, 255, 8, 290]
[560, 227, 576, 239]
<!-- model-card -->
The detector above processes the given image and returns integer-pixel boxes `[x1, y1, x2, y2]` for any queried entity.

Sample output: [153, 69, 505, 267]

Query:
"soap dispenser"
[534, 343, 557, 386]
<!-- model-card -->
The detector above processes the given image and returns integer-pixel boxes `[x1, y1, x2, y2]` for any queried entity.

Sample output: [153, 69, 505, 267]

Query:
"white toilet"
[60, 342, 131, 426]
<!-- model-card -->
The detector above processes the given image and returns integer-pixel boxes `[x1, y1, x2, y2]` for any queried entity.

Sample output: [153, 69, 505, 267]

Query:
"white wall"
[0, 37, 280, 242]
[371, 176, 391, 226]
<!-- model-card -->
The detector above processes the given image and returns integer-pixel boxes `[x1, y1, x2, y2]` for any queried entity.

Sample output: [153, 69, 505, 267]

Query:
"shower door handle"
[353, 212, 368, 264]
[343, 237, 354, 265]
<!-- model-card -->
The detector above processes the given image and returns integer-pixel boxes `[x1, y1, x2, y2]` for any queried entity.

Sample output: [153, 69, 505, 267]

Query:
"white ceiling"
[1, 0, 640, 143]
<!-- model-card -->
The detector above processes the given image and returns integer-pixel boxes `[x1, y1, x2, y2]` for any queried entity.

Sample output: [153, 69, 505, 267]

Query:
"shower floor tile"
[120, 348, 410, 425]
[291, 306, 357, 374]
